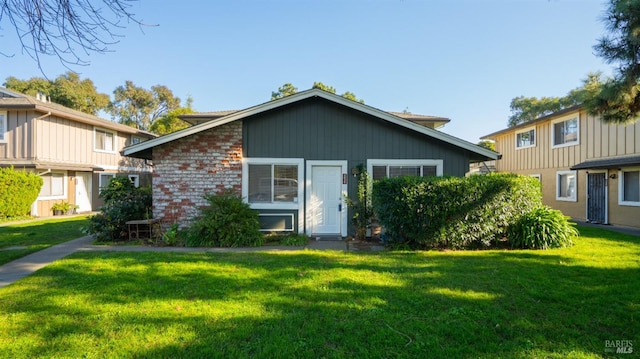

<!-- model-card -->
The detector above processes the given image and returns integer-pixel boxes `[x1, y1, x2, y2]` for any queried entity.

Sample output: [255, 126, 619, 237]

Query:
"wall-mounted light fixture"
[609, 173, 617, 179]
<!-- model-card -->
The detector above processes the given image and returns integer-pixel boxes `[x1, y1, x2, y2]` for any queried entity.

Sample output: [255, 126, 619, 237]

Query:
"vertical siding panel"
[608, 123, 616, 156]
[617, 124, 626, 155]
[635, 122, 640, 153]
[626, 122, 635, 154]
[601, 122, 609, 157]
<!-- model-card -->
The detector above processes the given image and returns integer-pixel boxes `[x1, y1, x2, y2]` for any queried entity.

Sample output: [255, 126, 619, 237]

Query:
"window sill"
[556, 197, 577, 202]
[619, 201, 640, 207]
[551, 142, 579, 149]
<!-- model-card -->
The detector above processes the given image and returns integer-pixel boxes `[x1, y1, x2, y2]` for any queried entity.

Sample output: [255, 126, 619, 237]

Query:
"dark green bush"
[186, 191, 263, 247]
[265, 232, 310, 246]
[372, 173, 542, 249]
[85, 176, 152, 242]
[0, 167, 43, 218]
[507, 206, 577, 249]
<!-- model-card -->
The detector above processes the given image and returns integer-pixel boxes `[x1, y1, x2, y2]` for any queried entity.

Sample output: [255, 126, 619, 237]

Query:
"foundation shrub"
[0, 167, 43, 218]
[507, 206, 577, 249]
[186, 191, 263, 247]
[85, 176, 152, 242]
[372, 173, 542, 249]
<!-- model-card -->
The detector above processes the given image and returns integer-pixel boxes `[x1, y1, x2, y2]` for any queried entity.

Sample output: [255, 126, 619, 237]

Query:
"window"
[99, 173, 116, 192]
[95, 128, 116, 152]
[552, 116, 579, 147]
[131, 136, 143, 145]
[516, 128, 535, 148]
[368, 160, 443, 180]
[530, 174, 541, 182]
[0, 111, 6, 142]
[39, 172, 66, 199]
[246, 162, 301, 204]
[128, 175, 140, 187]
[556, 170, 577, 201]
[619, 168, 640, 206]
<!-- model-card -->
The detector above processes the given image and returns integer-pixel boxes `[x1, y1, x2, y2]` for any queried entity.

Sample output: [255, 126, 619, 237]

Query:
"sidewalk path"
[0, 236, 94, 288]
[0, 236, 383, 289]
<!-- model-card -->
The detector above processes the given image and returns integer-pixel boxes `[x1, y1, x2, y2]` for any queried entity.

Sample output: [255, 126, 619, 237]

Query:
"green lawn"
[0, 216, 90, 265]
[0, 226, 638, 358]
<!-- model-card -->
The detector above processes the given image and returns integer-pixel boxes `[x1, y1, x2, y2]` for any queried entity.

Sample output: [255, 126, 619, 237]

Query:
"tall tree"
[109, 81, 181, 131]
[271, 82, 364, 103]
[3, 72, 110, 115]
[0, 0, 149, 70]
[271, 83, 298, 100]
[149, 96, 194, 135]
[477, 140, 496, 151]
[584, 0, 640, 124]
[508, 72, 603, 127]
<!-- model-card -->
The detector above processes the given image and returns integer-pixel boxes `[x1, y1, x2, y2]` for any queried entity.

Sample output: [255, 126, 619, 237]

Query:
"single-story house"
[124, 88, 498, 236]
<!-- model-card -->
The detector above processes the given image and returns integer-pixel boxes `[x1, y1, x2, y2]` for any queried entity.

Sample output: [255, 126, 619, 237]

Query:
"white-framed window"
[552, 116, 579, 148]
[367, 159, 443, 180]
[242, 158, 304, 210]
[99, 173, 116, 192]
[94, 127, 116, 153]
[131, 136, 143, 145]
[0, 111, 6, 142]
[619, 168, 640, 206]
[516, 127, 536, 149]
[556, 170, 577, 202]
[128, 174, 140, 187]
[38, 172, 67, 199]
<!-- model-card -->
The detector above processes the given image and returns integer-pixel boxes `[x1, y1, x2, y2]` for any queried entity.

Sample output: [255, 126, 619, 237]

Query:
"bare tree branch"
[0, 0, 155, 73]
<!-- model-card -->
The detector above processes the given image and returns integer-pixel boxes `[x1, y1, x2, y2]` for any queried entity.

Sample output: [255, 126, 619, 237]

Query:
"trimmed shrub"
[186, 191, 263, 247]
[507, 206, 578, 249]
[372, 173, 542, 249]
[0, 167, 43, 218]
[85, 176, 152, 242]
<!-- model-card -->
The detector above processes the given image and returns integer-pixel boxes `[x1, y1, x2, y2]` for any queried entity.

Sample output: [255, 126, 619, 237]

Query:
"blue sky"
[1, 0, 611, 143]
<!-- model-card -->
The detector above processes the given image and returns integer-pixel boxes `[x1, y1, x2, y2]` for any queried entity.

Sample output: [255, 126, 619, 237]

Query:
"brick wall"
[152, 121, 243, 227]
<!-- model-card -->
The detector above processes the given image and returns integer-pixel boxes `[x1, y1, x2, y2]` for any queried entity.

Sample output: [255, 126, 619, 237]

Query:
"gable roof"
[124, 88, 498, 161]
[0, 87, 156, 138]
[181, 109, 450, 129]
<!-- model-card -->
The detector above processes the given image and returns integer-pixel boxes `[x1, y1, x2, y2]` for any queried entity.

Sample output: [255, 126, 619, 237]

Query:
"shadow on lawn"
[2, 240, 639, 358]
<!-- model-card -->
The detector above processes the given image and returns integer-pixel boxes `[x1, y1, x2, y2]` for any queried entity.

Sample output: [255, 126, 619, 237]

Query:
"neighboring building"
[124, 89, 498, 236]
[0, 87, 155, 216]
[482, 106, 640, 228]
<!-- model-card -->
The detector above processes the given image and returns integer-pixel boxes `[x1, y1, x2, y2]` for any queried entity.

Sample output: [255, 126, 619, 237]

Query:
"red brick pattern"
[152, 121, 243, 227]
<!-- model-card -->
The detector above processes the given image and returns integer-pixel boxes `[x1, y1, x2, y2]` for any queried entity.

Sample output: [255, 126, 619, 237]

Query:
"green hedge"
[0, 167, 43, 218]
[372, 173, 542, 249]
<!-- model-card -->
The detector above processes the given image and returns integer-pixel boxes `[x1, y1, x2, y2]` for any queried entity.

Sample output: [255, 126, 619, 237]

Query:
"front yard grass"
[0, 216, 90, 265]
[0, 226, 638, 358]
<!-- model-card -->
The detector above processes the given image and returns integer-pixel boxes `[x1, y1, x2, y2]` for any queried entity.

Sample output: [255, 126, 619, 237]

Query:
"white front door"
[309, 164, 344, 235]
[76, 172, 92, 212]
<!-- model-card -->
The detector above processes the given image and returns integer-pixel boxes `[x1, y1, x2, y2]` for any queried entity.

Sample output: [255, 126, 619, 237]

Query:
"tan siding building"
[0, 87, 155, 216]
[483, 107, 640, 228]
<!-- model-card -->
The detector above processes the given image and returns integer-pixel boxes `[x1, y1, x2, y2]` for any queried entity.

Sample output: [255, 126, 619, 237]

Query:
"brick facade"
[152, 121, 243, 227]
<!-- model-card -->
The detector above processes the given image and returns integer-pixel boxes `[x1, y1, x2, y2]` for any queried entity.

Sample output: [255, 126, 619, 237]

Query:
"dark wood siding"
[244, 97, 471, 176]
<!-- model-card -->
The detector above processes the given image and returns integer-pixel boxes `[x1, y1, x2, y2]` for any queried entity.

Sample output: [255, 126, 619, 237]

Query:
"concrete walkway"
[0, 236, 383, 289]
